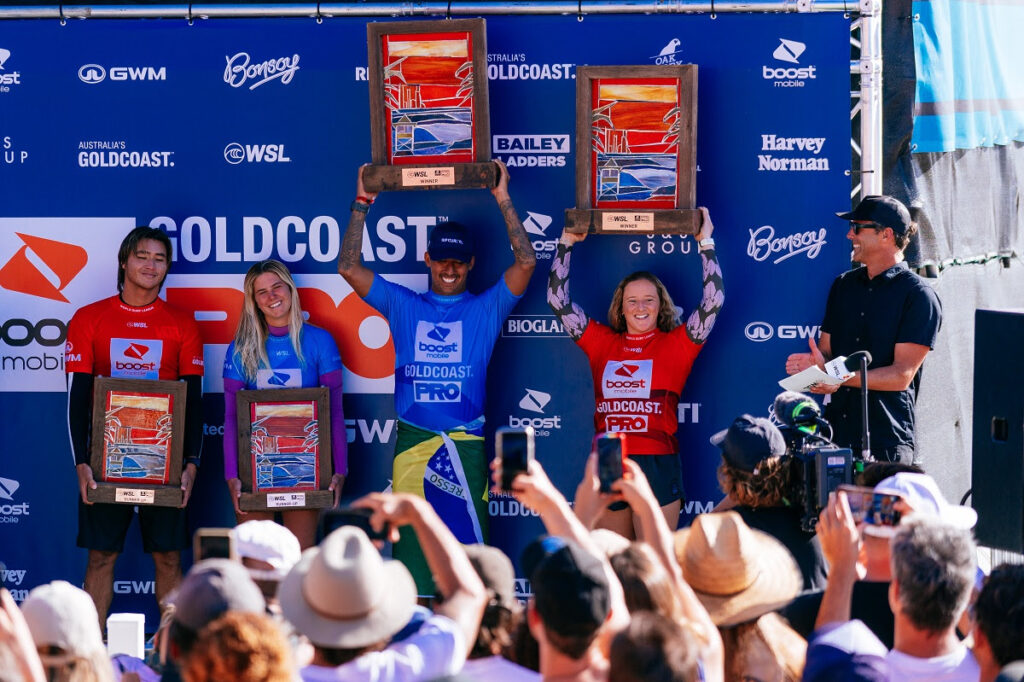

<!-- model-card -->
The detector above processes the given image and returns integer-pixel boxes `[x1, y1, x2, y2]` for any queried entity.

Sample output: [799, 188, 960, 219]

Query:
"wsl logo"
[763, 39, 816, 87]
[414, 321, 462, 363]
[601, 360, 653, 399]
[651, 38, 684, 65]
[110, 338, 162, 379]
[224, 142, 292, 165]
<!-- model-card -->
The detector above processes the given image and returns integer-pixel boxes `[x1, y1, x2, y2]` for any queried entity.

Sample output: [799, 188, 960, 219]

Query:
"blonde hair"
[232, 260, 305, 382]
[607, 271, 679, 334]
[183, 612, 293, 682]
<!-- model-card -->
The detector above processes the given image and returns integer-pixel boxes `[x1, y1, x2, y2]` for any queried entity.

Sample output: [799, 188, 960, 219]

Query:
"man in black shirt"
[785, 195, 942, 463]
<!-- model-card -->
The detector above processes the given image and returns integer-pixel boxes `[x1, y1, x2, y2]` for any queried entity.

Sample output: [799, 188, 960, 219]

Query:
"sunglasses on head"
[851, 222, 886, 235]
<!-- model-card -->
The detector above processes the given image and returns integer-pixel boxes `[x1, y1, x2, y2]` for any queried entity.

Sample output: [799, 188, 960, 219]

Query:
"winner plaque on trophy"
[363, 18, 496, 192]
[88, 377, 186, 507]
[566, 65, 700, 235]
[235, 388, 333, 511]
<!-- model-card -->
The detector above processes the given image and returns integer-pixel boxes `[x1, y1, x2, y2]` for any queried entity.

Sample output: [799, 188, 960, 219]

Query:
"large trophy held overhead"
[566, 65, 700, 235]
[363, 18, 496, 192]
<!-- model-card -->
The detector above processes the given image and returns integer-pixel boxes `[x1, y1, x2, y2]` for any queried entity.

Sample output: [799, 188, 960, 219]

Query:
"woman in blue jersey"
[223, 260, 347, 549]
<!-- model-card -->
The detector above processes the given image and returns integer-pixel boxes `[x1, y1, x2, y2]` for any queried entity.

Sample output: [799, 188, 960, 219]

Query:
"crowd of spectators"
[2, 415, 1023, 682]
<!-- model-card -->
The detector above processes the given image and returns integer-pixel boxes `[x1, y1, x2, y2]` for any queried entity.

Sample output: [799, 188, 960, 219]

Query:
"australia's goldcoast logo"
[224, 52, 300, 90]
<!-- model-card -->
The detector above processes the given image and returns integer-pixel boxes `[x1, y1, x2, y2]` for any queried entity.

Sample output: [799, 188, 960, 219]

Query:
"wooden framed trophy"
[235, 387, 333, 511]
[363, 18, 496, 192]
[88, 377, 186, 507]
[565, 65, 700, 235]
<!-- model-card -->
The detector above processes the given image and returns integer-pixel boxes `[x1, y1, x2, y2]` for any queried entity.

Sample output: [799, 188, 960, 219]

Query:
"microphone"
[773, 391, 821, 429]
[844, 350, 873, 374]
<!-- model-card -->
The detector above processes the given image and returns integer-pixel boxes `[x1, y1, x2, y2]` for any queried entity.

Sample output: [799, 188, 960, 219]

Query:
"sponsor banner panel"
[1, 12, 853, 597]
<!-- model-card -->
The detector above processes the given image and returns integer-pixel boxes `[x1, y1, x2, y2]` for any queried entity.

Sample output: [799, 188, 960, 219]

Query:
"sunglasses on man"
[850, 222, 888, 235]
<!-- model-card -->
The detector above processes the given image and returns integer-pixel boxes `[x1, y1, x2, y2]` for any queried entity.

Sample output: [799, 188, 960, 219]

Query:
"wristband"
[356, 195, 374, 205]
[350, 201, 370, 214]
[698, 237, 716, 250]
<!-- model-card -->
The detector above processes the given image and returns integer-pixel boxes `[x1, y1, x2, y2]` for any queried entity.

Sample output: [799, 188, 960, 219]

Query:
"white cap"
[232, 520, 301, 579]
[866, 472, 977, 538]
[21, 581, 105, 656]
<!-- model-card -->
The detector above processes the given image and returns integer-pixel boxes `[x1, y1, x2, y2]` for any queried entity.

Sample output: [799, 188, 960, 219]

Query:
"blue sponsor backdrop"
[0, 12, 851, 626]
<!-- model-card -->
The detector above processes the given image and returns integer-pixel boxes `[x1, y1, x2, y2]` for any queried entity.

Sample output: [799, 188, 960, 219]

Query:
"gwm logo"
[78, 64, 166, 84]
[78, 64, 106, 83]
[745, 321, 774, 342]
[0, 233, 88, 302]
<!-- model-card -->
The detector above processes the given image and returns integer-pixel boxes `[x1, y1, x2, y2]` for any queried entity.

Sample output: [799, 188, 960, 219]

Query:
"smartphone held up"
[496, 426, 535, 491]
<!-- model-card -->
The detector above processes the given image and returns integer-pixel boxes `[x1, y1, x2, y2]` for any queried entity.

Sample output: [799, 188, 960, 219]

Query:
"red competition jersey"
[577, 320, 702, 455]
[65, 295, 204, 380]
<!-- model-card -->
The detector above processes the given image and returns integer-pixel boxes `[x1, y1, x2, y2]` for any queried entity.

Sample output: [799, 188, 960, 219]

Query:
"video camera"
[773, 391, 859, 531]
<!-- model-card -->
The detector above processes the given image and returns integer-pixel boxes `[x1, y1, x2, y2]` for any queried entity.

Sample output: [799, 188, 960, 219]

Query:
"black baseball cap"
[710, 414, 786, 473]
[522, 536, 609, 638]
[836, 195, 912, 237]
[427, 221, 475, 262]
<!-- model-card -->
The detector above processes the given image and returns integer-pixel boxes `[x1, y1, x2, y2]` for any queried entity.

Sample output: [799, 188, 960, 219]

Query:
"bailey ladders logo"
[518, 388, 551, 414]
[0, 233, 88, 302]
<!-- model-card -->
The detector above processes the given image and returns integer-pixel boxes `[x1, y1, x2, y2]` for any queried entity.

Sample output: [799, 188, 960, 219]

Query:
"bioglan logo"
[224, 142, 292, 165]
[601, 360, 653, 398]
[763, 38, 816, 87]
[747, 225, 828, 264]
[110, 338, 162, 379]
[518, 388, 551, 414]
[522, 211, 558, 260]
[758, 134, 828, 172]
[651, 38, 684, 65]
[224, 53, 300, 90]
[0, 48, 22, 91]
[744, 322, 821, 342]
[492, 134, 568, 169]
[0, 233, 88, 303]
[78, 64, 167, 84]
[0, 477, 29, 523]
[502, 315, 565, 338]
[508, 388, 562, 434]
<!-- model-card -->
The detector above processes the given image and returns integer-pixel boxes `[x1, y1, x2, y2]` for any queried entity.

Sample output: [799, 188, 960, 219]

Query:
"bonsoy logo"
[518, 388, 551, 414]
[763, 38, 816, 87]
[745, 321, 774, 342]
[0, 233, 88, 302]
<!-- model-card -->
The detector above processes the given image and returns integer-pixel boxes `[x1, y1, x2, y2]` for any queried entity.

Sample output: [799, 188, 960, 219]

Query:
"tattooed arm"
[493, 160, 536, 296]
[686, 207, 725, 344]
[337, 163, 377, 298]
[546, 230, 590, 341]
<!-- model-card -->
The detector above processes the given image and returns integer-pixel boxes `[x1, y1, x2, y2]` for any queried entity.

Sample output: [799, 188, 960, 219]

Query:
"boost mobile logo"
[124, 343, 150, 360]
[0, 48, 21, 88]
[427, 325, 451, 343]
[0, 477, 20, 501]
[518, 388, 551, 414]
[763, 38, 816, 86]
[0, 233, 88, 302]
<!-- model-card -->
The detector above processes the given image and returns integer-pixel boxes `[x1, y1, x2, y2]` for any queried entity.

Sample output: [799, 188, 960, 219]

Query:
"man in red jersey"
[65, 226, 204, 630]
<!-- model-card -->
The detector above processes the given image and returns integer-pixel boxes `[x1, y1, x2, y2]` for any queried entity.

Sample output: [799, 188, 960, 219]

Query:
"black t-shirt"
[781, 580, 895, 648]
[821, 262, 942, 452]
[734, 505, 829, 592]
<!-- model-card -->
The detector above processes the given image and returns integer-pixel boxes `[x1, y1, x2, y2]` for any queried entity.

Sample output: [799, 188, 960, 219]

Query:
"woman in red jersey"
[547, 208, 724, 536]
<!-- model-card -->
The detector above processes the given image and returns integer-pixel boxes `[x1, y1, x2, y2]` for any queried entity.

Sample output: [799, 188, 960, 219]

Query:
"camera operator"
[710, 415, 828, 591]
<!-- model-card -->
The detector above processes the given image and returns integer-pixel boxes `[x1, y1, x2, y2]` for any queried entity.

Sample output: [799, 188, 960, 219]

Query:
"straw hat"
[278, 526, 416, 649]
[673, 511, 801, 627]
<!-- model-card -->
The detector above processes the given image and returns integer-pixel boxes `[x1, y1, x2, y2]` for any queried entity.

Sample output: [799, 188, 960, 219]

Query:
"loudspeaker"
[972, 309, 1024, 552]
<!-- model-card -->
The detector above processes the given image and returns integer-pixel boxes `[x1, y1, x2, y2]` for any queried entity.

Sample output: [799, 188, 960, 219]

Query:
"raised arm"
[492, 161, 536, 296]
[337, 164, 378, 298]
[685, 207, 724, 344]
[546, 230, 590, 341]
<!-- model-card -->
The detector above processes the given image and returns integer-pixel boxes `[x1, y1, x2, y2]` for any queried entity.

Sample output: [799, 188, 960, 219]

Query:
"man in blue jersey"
[338, 161, 535, 594]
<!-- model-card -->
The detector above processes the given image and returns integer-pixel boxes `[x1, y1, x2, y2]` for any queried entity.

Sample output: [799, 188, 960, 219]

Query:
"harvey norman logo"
[224, 52, 300, 90]
[78, 64, 167, 84]
[758, 134, 828, 172]
[224, 142, 292, 165]
[744, 321, 820, 342]
[763, 38, 816, 87]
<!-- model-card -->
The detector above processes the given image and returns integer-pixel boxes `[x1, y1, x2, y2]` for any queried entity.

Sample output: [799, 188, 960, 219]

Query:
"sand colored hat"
[673, 511, 801, 627]
[21, 581, 105, 657]
[278, 526, 416, 649]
